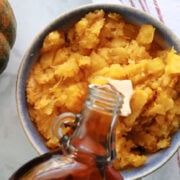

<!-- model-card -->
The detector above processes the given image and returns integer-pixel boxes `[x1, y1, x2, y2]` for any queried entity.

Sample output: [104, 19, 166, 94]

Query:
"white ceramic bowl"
[16, 4, 180, 180]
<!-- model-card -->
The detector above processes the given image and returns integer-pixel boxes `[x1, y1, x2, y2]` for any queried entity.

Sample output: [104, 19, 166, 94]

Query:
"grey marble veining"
[0, 73, 37, 179]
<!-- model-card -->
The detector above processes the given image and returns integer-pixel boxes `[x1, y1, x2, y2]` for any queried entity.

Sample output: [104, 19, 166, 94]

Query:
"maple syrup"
[10, 84, 124, 180]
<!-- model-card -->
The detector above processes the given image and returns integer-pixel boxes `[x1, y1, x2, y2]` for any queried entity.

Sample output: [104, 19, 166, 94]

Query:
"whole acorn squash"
[0, 0, 16, 74]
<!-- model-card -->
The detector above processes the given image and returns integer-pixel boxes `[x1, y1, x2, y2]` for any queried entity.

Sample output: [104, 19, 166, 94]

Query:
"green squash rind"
[0, 32, 10, 74]
[0, 0, 16, 74]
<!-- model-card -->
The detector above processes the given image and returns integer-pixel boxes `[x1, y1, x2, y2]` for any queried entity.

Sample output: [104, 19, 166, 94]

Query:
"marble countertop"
[0, 0, 179, 179]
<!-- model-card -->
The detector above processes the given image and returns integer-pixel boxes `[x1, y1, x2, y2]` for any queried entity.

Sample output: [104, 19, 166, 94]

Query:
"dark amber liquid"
[17, 136, 123, 180]
[10, 107, 123, 180]
[34, 160, 122, 180]
[10, 134, 123, 180]
[31, 156, 102, 180]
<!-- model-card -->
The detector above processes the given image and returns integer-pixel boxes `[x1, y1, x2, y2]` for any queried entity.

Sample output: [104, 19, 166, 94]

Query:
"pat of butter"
[108, 79, 133, 116]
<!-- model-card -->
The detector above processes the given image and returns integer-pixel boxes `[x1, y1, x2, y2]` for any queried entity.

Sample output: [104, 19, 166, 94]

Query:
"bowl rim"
[16, 3, 180, 180]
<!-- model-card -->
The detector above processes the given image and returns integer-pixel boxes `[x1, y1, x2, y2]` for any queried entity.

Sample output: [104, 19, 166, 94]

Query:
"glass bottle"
[10, 84, 124, 180]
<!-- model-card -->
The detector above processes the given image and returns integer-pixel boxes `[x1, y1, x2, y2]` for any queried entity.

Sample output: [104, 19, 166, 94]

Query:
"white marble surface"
[0, 0, 179, 180]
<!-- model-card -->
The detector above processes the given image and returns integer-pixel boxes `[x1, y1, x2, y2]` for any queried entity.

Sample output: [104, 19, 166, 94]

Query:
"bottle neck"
[69, 85, 123, 162]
